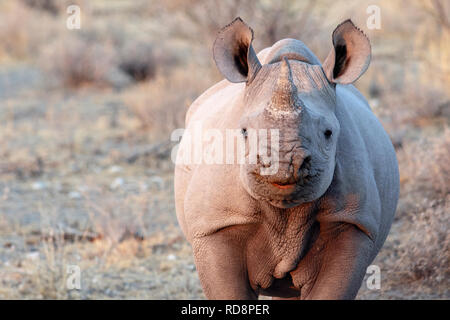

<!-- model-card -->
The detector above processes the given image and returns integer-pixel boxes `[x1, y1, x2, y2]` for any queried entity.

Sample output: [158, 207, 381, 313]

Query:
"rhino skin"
[174, 18, 399, 300]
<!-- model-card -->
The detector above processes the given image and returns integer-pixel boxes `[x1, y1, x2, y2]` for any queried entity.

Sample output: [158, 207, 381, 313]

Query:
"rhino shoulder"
[186, 80, 245, 126]
[182, 164, 259, 241]
[322, 86, 399, 251]
[336, 84, 372, 111]
[185, 79, 229, 125]
[317, 159, 381, 245]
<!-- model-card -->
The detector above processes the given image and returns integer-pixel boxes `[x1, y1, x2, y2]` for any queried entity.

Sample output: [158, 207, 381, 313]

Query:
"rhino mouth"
[251, 172, 300, 193]
[249, 167, 323, 199]
[254, 169, 319, 188]
[269, 176, 299, 189]
[271, 182, 296, 190]
[242, 169, 323, 208]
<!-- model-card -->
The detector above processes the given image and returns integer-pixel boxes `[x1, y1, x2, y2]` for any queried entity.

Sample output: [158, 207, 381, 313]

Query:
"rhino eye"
[324, 129, 333, 139]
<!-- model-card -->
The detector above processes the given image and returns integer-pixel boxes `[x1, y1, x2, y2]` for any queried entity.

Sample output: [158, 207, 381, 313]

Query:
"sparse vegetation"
[0, 0, 448, 299]
[384, 130, 449, 295]
[118, 41, 157, 82]
[122, 65, 212, 135]
[39, 34, 117, 88]
[21, 0, 62, 15]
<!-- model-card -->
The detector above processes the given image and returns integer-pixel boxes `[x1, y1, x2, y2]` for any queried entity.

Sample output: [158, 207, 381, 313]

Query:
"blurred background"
[0, 0, 448, 299]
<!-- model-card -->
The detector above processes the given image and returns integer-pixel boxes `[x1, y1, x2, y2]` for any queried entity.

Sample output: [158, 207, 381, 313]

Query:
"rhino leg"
[291, 223, 374, 300]
[192, 225, 257, 300]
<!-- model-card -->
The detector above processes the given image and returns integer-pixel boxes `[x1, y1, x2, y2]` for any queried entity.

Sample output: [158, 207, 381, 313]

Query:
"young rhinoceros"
[174, 18, 399, 299]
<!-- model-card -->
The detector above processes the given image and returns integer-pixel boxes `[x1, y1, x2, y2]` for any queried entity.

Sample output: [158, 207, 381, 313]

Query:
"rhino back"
[258, 39, 322, 65]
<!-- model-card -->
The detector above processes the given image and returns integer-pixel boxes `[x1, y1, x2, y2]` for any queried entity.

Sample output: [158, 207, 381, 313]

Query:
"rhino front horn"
[267, 57, 301, 113]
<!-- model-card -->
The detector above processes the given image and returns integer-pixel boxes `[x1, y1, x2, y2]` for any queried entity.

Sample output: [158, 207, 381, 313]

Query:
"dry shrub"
[399, 127, 450, 197]
[391, 201, 449, 290]
[33, 10, 174, 87]
[159, 0, 333, 56]
[390, 128, 450, 292]
[387, 199, 450, 297]
[117, 40, 179, 83]
[21, 0, 61, 15]
[84, 193, 148, 245]
[369, 0, 450, 132]
[0, 2, 35, 60]
[123, 65, 213, 138]
[118, 41, 157, 82]
[376, 85, 449, 142]
[21, 0, 87, 15]
[39, 35, 117, 88]
[0, 1, 87, 63]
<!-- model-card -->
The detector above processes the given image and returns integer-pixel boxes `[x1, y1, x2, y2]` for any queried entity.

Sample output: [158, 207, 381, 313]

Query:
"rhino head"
[213, 18, 371, 208]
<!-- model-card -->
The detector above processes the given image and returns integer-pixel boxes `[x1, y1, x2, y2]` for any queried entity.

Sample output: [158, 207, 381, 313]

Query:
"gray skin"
[174, 18, 399, 299]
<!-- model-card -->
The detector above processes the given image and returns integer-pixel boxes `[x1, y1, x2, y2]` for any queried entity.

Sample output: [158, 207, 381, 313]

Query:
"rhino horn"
[267, 57, 300, 113]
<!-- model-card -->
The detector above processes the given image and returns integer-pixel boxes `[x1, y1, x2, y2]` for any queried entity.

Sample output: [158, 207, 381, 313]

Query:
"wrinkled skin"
[174, 18, 399, 299]
[239, 60, 339, 208]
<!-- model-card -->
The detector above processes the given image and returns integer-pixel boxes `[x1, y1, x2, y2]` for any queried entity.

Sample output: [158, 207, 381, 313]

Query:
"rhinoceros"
[174, 18, 399, 299]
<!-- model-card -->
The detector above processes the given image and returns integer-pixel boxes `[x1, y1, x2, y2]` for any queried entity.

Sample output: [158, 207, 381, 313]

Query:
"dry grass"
[161, 0, 334, 50]
[395, 203, 449, 288]
[398, 128, 450, 197]
[118, 41, 157, 82]
[383, 129, 450, 296]
[122, 65, 213, 137]
[39, 35, 117, 88]
[21, 0, 62, 15]
[0, 1, 39, 61]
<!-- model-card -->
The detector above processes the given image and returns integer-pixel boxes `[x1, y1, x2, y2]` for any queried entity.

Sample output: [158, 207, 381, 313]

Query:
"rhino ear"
[322, 19, 371, 85]
[213, 17, 262, 83]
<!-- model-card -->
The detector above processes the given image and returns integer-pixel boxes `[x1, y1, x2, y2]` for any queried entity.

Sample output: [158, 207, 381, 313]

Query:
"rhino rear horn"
[322, 19, 371, 85]
[213, 17, 262, 83]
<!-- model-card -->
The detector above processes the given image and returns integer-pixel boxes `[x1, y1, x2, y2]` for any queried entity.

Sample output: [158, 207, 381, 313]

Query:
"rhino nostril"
[299, 155, 311, 177]
[302, 155, 311, 167]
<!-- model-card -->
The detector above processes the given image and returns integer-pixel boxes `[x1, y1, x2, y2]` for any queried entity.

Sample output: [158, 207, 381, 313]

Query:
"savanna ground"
[0, 0, 448, 299]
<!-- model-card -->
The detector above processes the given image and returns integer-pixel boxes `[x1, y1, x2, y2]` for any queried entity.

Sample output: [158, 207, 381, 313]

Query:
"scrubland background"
[0, 0, 448, 299]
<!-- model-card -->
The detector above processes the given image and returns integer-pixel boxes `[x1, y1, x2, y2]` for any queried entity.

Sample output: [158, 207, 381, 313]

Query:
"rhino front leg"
[191, 226, 257, 300]
[292, 224, 375, 300]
